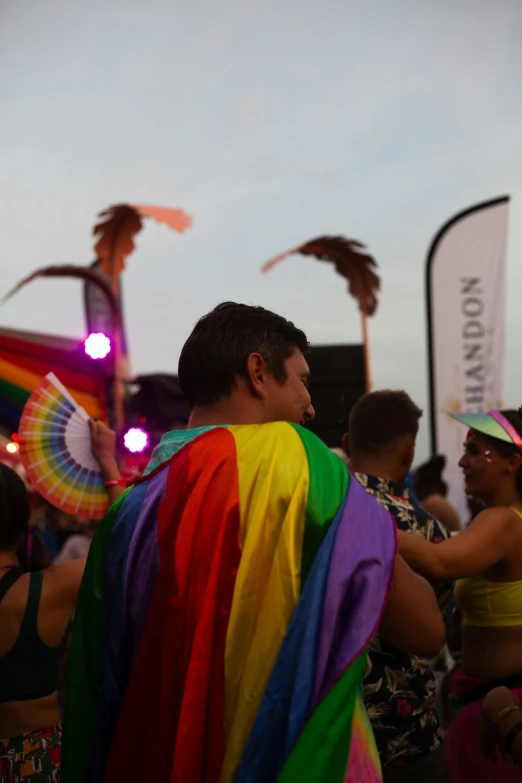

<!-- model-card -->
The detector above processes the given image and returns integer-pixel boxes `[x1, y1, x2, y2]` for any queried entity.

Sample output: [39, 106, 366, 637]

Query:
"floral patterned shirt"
[355, 472, 452, 770]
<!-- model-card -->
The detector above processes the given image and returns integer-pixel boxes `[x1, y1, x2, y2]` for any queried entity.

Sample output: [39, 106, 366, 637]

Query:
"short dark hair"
[0, 463, 30, 551]
[178, 302, 310, 408]
[414, 455, 447, 500]
[348, 390, 422, 458]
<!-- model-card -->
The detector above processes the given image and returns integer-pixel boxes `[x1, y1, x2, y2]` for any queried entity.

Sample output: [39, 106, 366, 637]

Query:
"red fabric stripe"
[0, 350, 102, 397]
[104, 429, 241, 783]
[0, 333, 108, 419]
[0, 333, 95, 373]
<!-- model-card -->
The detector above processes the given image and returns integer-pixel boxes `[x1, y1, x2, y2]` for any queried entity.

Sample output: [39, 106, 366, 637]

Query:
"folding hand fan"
[19, 373, 109, 520]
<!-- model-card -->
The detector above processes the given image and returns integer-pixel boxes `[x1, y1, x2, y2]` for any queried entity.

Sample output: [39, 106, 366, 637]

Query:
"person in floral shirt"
[343, 390, 451, 783]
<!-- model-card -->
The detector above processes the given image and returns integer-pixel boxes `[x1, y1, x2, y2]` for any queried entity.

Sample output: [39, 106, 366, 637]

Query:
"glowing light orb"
[84, 333, 111, 359]
[6, 442, 19, 454]
[124, 427, 149, 453]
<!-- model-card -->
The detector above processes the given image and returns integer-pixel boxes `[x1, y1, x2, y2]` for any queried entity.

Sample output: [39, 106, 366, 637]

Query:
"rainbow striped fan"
[19, 373, 109, 520]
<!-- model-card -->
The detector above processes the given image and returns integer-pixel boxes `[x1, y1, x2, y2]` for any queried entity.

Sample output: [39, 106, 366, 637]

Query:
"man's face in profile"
[263, 350, 315, 426]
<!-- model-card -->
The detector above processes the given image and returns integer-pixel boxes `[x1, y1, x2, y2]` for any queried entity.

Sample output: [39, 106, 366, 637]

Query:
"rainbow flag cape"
[62, 422, 396, 783]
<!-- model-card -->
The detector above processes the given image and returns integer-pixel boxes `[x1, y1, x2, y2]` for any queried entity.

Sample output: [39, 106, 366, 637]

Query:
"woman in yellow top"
[398, 408, 522, 783]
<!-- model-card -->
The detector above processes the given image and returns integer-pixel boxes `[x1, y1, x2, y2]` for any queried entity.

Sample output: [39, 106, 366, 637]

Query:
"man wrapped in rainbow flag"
[61, 303, 443, 782]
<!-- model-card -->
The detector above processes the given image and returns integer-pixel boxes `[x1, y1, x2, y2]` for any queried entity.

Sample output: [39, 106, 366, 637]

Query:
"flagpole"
[360, 304, 372, 393]
[110, 268, 125, 435]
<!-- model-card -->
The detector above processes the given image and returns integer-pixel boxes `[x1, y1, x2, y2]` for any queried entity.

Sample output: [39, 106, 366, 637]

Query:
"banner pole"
[361, 305, 372, 393]
[110, 269, 125, 436]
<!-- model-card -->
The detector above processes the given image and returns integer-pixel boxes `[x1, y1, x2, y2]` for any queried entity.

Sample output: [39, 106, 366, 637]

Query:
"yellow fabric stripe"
[221, 422, 310, 783]
[0, 357, 102, 419]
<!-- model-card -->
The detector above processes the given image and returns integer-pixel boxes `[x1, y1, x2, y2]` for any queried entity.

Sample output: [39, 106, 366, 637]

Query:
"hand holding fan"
[19, 373, 109, 520]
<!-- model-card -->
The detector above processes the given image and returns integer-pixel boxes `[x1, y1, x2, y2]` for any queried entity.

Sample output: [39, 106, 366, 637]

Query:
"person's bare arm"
[379, 554, 445, 658]
[89, 419, 126, 505]
[397, 507, 518, 581]
[41, 424, 124, 612]
[481, 687, 522, 765]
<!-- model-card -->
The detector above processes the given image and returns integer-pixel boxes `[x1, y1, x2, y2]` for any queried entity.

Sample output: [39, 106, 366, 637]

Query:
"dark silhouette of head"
[414, 455, 447, 501]
[344, 390, 422, 482]
[0, 463, 30, 553]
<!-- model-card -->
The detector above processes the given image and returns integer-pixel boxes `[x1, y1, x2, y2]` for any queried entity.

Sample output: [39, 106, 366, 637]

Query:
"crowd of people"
[1, 301, 522, 782]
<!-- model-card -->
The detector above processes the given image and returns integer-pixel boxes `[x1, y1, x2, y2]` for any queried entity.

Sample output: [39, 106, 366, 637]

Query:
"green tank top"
[0, 570, 62, 702]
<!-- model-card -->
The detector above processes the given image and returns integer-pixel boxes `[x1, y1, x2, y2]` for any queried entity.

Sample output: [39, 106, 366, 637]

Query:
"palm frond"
[262, 235, 380, 316]
[93, 203, 193, 279]
[2, 265, 120, 325]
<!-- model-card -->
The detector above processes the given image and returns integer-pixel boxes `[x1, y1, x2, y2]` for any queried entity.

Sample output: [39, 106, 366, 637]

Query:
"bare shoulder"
[466, 506, 520, 539]
[474, 506, 518, 526]
[42, 557, 87, 600]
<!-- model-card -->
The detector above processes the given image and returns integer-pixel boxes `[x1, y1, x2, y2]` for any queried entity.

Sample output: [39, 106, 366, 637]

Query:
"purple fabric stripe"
[124, 466, 169, 661]
[310, 476, 397, 708]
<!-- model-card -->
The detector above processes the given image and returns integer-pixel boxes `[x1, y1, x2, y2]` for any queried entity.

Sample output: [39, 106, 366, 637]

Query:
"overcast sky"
[2, 0, 522, 461]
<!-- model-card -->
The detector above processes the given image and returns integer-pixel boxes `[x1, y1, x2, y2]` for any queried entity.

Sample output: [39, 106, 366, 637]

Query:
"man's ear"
[342, 432, 350, 457]
[507, 451, 522, 475]
[245, 353, 267, 399]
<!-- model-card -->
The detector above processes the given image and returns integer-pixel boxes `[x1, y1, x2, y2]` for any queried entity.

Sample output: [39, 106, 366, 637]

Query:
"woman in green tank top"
[0, 422, 124, 782]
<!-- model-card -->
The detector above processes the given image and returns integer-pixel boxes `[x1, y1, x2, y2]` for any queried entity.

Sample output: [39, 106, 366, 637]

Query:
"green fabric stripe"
[144, 425, 221, 474]
[290, 425, 349, 586]
[277, 651, 367, 782]
[0, 377, 29, 407]
[61, 490, 131, 783]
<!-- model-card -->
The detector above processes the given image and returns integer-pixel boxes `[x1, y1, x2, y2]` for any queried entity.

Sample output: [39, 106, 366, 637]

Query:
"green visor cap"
[448, 412, 515, 445]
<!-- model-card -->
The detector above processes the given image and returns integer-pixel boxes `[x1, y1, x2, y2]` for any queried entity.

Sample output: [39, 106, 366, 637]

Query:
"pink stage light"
[84, 332, 111, 359]
[124, 427, 149, 453]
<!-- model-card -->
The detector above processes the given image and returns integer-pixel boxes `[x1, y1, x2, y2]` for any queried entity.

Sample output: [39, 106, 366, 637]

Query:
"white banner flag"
[426, 196, 509, 525]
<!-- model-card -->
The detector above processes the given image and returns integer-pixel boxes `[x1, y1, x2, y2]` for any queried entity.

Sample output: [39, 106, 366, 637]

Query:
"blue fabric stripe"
[234, 494, 348, 782]
[124, 467, 169, 661]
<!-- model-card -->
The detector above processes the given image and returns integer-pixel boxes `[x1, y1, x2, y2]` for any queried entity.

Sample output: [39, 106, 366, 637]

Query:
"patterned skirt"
[0, 726, 61, 782]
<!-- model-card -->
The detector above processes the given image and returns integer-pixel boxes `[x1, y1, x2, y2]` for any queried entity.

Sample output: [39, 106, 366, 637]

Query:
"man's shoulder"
[354, 472, 450, 541]
[354, 473, 412, 521]
[231, 423, 350, 475]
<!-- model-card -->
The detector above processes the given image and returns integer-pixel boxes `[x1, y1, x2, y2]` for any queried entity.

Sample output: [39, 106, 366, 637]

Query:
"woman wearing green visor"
[398, 409, 522, 781]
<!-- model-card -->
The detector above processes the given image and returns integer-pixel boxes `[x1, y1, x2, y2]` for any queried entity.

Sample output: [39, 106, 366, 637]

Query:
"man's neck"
[188, 397, 264, 429]
[349, 458, 404, 485]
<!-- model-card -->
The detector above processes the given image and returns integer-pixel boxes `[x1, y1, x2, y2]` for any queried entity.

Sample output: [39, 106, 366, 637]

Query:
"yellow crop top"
[454, 507, 522, 628]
